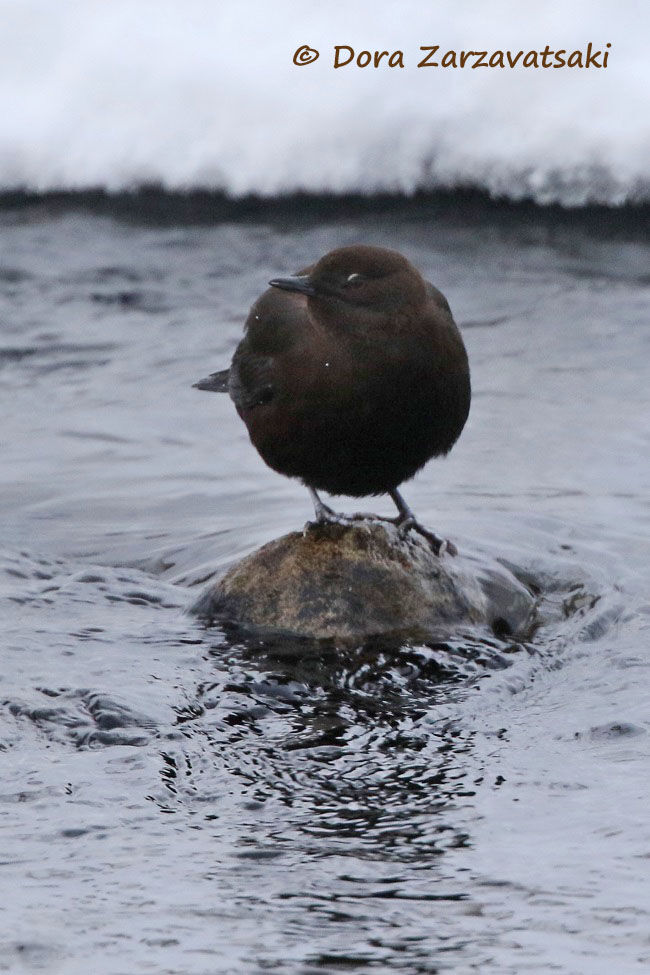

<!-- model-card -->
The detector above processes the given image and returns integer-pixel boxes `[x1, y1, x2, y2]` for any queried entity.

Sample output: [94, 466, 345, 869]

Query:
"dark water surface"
[0, 202, 648, 974]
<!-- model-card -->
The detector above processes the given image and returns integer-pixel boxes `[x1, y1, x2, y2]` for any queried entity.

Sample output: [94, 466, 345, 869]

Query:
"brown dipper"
[195, 245, 471, 554]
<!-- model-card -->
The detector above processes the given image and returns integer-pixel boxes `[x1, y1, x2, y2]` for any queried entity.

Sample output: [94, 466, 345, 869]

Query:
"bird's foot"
[304, 494, 354, 533]
[305, 488, 456, 555]
[387, 489, 457, 556]
[395, 515, 457, 557]
[344, 510, 457, 557]
[348, 510, 393, 523]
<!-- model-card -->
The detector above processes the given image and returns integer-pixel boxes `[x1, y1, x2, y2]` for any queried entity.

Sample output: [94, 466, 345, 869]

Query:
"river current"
[0, 197, 648, 974]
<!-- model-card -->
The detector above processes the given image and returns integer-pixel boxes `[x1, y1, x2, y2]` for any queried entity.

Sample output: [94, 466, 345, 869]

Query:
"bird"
[194, 244, 470, 555]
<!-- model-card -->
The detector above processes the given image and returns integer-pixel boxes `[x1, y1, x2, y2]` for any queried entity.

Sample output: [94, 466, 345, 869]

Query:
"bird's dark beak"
[269, 274, 317, 297]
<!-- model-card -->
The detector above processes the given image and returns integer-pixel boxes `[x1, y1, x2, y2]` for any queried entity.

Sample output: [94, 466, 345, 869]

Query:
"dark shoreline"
[1, 186, 648, 238]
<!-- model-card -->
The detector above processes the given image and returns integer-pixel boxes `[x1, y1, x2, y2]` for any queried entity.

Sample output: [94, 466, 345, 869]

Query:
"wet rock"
[191, 521, 536, 643]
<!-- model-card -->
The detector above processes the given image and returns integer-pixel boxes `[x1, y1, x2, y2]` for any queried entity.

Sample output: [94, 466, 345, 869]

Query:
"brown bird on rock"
[195, 245, 470, 554]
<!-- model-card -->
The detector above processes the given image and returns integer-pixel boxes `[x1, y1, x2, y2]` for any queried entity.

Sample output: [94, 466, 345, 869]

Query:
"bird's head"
[269, 245, 426, 323]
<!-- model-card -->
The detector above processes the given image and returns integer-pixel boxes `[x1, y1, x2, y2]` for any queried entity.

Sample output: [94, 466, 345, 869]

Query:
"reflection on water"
[0, 200, 648, 974]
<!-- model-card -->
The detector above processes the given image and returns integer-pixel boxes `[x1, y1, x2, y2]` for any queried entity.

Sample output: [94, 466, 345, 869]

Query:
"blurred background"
[0, 0, 648, 203]
[0, 3, 649, 974]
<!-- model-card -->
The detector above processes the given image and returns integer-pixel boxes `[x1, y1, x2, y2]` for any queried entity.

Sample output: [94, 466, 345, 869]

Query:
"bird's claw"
[306, 487, 456, 556]
[304, 507, 354, 534]
[396, 515, 415, 538]
[348, 511, 389, 523]
[395, 516, 456, 557]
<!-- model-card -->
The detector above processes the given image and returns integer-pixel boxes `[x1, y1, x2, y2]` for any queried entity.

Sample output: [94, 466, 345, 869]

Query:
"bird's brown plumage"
[203, 246, 470, 499]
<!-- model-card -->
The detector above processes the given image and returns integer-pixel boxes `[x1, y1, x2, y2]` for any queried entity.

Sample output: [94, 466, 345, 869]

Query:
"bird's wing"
[193, 368, 231, 392]
[229, 344, 275, 411]
[195, 285, 307, 406]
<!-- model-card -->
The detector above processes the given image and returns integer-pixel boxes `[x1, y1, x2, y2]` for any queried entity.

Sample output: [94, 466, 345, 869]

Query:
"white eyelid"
[347, 272, 361, 283]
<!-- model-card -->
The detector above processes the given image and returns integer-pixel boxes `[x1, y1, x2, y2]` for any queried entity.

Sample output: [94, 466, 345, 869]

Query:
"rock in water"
[190, 522, 536, 642]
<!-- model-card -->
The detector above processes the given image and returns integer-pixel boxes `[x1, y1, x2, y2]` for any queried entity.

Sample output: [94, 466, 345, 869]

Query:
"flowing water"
[0, 197, 648, 974]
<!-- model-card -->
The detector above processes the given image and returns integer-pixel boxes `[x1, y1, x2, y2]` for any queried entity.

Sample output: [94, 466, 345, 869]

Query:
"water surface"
[0, 200, 648, 974]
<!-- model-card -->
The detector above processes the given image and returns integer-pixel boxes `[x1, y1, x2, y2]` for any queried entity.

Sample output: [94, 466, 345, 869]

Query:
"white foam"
[0, 0, 647, 205]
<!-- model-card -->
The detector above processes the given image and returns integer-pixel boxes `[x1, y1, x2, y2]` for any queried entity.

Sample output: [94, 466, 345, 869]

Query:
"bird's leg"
[307, 487, 351, 526]
[388, 488, 455, 556]
[307, 488, 386, 528]
[306, 487, 455, 555]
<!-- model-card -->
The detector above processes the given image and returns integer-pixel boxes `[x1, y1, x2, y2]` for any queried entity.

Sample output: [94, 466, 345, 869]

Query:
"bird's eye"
[345, 273, 363, 286]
